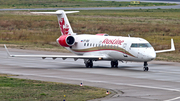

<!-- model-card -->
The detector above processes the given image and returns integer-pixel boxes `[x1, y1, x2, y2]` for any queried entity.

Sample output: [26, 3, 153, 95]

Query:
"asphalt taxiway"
[0, 5, 180, 11]
[1, 47, 180, 101]
[0, 0, 180, 11]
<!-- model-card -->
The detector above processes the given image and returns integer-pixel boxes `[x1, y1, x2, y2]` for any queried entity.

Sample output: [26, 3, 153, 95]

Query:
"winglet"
[4, 45, 12, 57]
[156, 39, 175, 53]
[171, 39, 175, 51]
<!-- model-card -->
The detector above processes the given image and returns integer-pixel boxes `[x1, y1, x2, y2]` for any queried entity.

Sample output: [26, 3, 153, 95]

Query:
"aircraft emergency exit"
[4, 10, 175, 71]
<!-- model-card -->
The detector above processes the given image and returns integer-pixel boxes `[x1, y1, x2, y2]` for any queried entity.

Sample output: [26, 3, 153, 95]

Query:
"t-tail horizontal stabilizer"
[155, 39, 175, 53]
[31, 10, 79, 36]
[31, 10, 79, 15]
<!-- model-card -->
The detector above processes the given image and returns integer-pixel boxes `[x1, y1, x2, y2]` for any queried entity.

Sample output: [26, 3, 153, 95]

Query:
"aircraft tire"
[115, 61, 118, 68]
[85, 64, 89, 68]
[111, 61, 114, 68]
[143, 62, 148, 71]
[143, 67, 149, 71]
[85, 59, 93, 68]
[111, 60, 118, 68]
[89, 63, 93, 68]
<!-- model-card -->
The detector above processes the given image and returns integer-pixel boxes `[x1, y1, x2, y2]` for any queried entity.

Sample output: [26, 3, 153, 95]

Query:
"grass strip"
[0, 75, 107, 101]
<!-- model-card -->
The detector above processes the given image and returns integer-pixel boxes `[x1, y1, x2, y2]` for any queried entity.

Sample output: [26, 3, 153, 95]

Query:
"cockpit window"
[131, 43, 152, 48]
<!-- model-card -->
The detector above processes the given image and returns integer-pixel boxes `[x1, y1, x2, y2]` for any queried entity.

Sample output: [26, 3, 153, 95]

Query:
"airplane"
[4, 10, 175, 71]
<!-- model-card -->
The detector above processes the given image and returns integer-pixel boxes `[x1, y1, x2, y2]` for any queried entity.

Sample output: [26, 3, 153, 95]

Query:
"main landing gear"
[84, 59, 93, 68]
[84, 59, 119, 68]
[143, 62, 149, 71]
[111, 60, 118, 68]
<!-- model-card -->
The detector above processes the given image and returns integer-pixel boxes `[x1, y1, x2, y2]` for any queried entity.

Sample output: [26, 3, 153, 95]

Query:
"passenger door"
[123, 43, 128, 57]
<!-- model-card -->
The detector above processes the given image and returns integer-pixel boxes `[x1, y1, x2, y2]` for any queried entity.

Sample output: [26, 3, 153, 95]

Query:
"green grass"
[0, 9, 179, 61]
[0, 0, 176, 8]
[0, 75, 107, 101]
[156, 53, 180, 62]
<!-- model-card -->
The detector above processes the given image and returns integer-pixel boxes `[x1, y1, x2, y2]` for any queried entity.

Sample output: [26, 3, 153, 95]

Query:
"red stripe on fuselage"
[71, 49, 135, 57]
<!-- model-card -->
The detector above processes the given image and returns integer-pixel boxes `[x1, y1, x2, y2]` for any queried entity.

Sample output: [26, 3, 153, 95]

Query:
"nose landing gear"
[111, 60, 118, 68]
[144, 62, 149, 71]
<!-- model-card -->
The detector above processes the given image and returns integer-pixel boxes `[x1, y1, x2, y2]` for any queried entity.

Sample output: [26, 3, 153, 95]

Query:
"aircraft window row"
[131, 43, 152, 48]
[84, 43, 119, 48]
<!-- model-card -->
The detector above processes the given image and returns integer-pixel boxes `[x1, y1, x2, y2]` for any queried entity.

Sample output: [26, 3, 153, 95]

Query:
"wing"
[155, 39, 175, 53]
[4, 45, 107, 61]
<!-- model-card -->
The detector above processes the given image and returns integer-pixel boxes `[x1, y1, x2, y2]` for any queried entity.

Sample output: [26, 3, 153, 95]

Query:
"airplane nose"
[148, 52, 156, 60]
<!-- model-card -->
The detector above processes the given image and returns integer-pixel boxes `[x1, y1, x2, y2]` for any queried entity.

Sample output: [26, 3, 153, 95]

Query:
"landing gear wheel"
[143, 62, 149, 71]
[143, 67, 149, 71]
[89, 62, 93, 68]
[111, 60, 118, 68]
[115, 61, 118, 67]
[84, 59, 93, 68]
[111, 61, 114, 68]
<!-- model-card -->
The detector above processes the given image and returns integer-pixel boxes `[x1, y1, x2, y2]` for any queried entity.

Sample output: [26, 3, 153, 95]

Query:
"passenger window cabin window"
[131, 44, 138, 47]
[131, 43, 152, 48]
[84, 43, 86, 46]
[87, 43, 89, 46]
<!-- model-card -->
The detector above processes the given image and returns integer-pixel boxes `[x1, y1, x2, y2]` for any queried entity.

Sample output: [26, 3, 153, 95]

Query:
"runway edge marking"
[164, 96, 180, 101]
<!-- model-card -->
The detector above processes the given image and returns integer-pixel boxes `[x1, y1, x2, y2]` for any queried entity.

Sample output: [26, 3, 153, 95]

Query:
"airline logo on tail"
[59, 18, 69, 35]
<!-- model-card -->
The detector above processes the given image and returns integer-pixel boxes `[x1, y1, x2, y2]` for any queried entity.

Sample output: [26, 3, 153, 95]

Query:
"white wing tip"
[156, 39, 175, 53]
[171, 39, 175, 51]
[4, 44, 12, 57]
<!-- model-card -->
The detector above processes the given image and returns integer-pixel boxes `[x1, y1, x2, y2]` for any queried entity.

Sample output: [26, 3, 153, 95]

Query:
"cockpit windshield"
[131, 43, 152, 48]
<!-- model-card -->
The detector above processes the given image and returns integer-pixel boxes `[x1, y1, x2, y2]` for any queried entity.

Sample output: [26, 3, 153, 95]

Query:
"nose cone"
[148, 52, 156, 60]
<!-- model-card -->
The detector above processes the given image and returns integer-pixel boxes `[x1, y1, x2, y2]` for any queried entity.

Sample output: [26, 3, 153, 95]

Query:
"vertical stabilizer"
[56, 10, 74, 35]
[31, 10, 79, 35]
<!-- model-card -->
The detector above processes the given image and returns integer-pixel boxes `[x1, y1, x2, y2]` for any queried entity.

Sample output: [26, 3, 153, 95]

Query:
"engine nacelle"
[57, 35, 75, 47]
[96, 33, 109, 36]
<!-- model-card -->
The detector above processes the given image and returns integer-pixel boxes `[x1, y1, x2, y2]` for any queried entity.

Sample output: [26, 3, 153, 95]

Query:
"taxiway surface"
[0, 0, 180, 11]
[1, 5, 180, 11]
[0, 47, 180, 101]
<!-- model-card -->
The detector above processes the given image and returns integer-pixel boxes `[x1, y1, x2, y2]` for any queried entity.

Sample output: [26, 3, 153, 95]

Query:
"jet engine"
[57, 35, 75, 47]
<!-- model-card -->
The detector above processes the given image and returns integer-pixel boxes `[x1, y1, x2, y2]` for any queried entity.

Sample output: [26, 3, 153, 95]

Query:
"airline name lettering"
[102, 38, 124, 45]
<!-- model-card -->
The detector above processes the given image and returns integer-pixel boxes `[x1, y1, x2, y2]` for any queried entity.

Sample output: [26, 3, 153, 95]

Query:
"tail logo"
[59, 18, 69, 35]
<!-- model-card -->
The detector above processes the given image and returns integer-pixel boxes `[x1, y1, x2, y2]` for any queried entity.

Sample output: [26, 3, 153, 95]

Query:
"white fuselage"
[64, 34, 156, 62]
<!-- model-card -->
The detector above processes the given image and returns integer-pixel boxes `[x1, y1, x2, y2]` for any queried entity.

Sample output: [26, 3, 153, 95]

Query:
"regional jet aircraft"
[4, 10, 175, 71]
